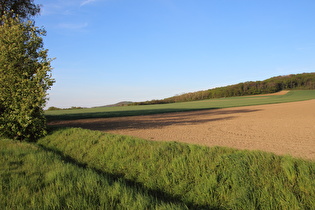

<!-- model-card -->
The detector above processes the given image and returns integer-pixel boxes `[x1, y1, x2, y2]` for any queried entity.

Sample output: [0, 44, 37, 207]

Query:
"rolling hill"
[133, 72, 315, 105]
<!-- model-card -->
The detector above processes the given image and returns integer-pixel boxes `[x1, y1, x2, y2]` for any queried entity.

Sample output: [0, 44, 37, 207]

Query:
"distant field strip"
[46, 90, 315, 121]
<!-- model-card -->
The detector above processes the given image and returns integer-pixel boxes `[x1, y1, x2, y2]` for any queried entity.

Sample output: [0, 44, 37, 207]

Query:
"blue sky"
[36, 0, 315, 108]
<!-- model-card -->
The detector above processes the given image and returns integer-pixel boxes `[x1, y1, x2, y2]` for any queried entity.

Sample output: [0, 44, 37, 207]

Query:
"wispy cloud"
[58, 22, 89, 30]
[41, 0, 104, 15]
[295, 43, 315, 52]
[80, 0, 98, 6]
[296, 46, 314, 51]
[40, 1, 78, 16]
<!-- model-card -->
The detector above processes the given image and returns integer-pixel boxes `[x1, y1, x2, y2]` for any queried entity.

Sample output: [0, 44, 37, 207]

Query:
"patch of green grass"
[45, 90, 315, 121]
[0, 138, 190, 209]
[37, 127, 315, 209]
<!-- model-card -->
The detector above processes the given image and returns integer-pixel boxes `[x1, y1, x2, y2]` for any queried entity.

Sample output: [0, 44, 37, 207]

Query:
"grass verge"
[0, 138, 189, 209]
[34, 127, 315, 209]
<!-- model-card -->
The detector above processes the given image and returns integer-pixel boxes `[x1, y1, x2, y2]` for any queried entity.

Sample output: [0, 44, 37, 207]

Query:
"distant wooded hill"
[97, 101, 133, 107]
[47, 102, 133, 111]
[133, 72, 315, 105]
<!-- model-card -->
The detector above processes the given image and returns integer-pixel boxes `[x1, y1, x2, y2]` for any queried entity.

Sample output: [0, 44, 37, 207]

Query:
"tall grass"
[45, 90, 315, 121]
[0, 138, 188, 209]
[37, 128, 315, 209]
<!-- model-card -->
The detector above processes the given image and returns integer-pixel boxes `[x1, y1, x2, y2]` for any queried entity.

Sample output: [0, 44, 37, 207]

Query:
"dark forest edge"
[132, 72, 315, 105]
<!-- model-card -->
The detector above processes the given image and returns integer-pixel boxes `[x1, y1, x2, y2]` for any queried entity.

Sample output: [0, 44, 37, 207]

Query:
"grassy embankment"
[0, 138, 186, 209]
[1, 90, 315, 209]
[46, 90, 315, 121]
[1, 128, 315, 209]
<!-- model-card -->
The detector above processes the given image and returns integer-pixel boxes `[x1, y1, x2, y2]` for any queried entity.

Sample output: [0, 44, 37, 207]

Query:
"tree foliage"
[0, 0, 40, 21]
[0, 15, 54, 141]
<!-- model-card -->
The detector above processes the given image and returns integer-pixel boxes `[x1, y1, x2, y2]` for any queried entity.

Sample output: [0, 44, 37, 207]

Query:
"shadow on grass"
[37, 143, 224, 210]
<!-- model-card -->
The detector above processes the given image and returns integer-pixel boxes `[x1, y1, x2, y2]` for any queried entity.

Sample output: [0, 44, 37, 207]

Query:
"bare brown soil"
[262, 90, 290, 95]
[242, 90, 290, 97]
[50, 99, 315, 160]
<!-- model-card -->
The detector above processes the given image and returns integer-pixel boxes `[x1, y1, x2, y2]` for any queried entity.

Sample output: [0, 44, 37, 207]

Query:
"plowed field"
[50, 99, 315, 160]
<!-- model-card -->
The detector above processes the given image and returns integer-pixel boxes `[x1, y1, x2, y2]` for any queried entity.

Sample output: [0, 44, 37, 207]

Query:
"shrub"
[0, 15, 54, 141]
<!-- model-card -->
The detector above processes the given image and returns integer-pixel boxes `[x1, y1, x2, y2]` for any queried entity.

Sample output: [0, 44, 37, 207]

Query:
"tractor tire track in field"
[50, 99, 315, 160]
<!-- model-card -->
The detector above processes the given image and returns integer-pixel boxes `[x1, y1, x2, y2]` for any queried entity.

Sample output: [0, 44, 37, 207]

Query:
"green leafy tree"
[0, 15, 54, 141]
[0, 0, 40, 21]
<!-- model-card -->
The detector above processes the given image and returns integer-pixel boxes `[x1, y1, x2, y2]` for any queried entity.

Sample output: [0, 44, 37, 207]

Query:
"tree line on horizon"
[132, 73, 315, 105]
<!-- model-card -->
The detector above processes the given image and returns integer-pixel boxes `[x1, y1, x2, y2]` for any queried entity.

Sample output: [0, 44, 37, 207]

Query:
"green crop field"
[46, 90, 315, 121]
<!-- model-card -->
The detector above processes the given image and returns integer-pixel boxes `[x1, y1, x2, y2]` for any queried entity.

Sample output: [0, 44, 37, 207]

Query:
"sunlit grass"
[0, 138, 188, 209]
[36, 127, 315, 209]
[2, 127, 315, 208]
